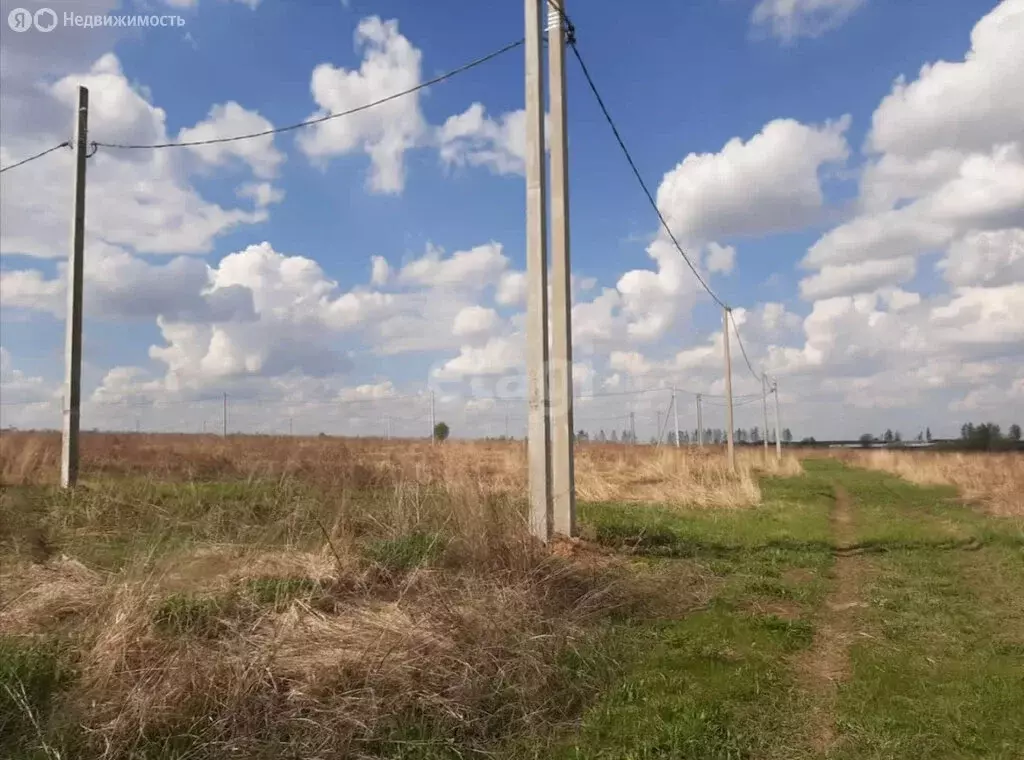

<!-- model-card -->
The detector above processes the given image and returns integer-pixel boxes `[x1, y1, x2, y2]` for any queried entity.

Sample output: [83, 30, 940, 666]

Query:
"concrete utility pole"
[773, 378, 782, 461]
[289, 417, 294, 437]
[629, 411, 636, 444]
[222, 392, 228, 437]
[696, 394, 703, 447]
[672, 387, 680, 448]
[761, 374, 770, 457]
[524, 0, 553, 541]
[61, 86, 89, 489]
[430, 390, 436, 443]
[547, 0, 575, 538]
[723, 307, 736, 471]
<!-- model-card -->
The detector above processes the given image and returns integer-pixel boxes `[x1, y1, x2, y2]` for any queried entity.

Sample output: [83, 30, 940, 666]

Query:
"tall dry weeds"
[833, 448, 1024, 516]
[0, 431, 797, 510]
[0, 432, 722, 757]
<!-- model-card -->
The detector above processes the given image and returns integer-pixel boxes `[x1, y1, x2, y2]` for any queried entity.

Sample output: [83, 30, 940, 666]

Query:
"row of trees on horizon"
[858, 421, 1022, 451]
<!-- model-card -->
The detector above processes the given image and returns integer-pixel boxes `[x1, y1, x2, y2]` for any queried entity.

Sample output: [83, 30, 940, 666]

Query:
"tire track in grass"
[795, 484, 867, 755]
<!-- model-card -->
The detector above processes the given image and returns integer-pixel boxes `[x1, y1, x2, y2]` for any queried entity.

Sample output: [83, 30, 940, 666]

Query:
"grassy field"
[828, 448, 1024, 516]
[1, 432, 1022, 758]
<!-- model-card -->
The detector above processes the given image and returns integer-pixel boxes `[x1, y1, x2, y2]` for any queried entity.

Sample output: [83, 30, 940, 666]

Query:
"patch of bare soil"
[795, 485, 868, 755]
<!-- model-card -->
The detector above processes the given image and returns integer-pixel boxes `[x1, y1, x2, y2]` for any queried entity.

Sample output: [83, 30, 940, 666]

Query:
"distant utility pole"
[761, 374, 770, 456]
[696, 394, 704, 447]
[429, 391, 436, 443]
[289, 417, 294, 437]
[723, 307, 736, 471]
[672, 387, 680, 448]
[547, 0, 575, 538]
[629, 411, 636, 444]
[773, 378, 782, 461]
[222, 392, 228, 437]
[60, 86, 89, 489]
[525, 0, 553, 541]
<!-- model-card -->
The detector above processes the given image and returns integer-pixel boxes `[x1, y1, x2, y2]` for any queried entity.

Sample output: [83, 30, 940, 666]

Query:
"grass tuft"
[364, 531, 447, 571]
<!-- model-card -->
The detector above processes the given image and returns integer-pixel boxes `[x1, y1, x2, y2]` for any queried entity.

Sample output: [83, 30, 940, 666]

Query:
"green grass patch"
[0, 636, 74, 755]
[810, 460, 1024, 759]
[364, 531, 447, 571]
[546, 609, 816, 759]
[527, 470, 835, 759]
[244, 576, 326, 607]
[153, 593, 229, 637]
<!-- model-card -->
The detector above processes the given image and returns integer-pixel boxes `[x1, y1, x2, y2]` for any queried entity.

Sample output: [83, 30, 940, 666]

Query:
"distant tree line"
[856, 422, 1022, 451]
[951, 422, 1021, 451]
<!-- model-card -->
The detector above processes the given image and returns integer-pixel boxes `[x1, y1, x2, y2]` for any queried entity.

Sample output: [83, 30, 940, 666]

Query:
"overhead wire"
[93, 38, 525, 151]
[727, 309, 764, 382]
[556, 17, 727, 310]
[548, 0, 778, 394]
[0, 141, 70, 174]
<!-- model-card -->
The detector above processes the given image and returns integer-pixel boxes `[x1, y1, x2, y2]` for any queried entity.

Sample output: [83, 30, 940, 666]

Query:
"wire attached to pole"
[0, 141, 70, 174]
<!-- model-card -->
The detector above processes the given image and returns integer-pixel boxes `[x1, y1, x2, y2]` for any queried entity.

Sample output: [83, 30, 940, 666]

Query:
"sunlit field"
[0, 431, 793, 758]
[4, 431, 1021, 759]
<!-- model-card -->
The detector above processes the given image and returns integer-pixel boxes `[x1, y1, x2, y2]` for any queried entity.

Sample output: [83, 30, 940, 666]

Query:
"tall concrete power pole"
[761, 374, 770, 456]
[430, 390, 436, 443]
[672, 387, 680, 448]
[547, 0, 575, 538]
[696, 394, 703, 447]
[723, 308, 736, 471]
[773, 379, 782, 461]
[61, 86, 89, 489]
[524, 0, 553, 541]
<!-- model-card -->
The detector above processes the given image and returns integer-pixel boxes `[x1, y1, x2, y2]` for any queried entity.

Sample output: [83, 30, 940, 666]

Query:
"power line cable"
[728, 309, 763, 382]
[93, 39, 524, 151]
[0, 141, 70, 174]
[553, 6, 776, 394]
[565, 40, 727, 311]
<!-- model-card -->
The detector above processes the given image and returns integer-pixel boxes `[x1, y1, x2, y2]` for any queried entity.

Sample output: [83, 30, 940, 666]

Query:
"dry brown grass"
[827, 448, 1024, 516]
[0, 431, 800, 510]
[0, 430, 740, 758]
[0, 547, 652, 759]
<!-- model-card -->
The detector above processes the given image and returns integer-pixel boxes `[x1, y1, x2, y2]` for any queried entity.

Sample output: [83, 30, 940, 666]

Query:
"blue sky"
[1, 0, 1021, 439]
